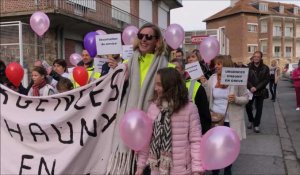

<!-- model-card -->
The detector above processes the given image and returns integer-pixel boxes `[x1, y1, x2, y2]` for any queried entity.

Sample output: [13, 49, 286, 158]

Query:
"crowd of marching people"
[1, 22, 300, 175]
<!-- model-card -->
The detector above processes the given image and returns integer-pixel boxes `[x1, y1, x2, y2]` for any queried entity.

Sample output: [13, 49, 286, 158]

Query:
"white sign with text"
[221, 67, 249, 86]
[185, 62, 204, 80]
[122, 45, 134, 60]
[94, 57, 108, 73]
[96, 33, 122, 55]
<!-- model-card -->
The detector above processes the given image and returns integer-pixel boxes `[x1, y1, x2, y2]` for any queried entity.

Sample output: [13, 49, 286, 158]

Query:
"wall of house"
[207, 14, 255, 64]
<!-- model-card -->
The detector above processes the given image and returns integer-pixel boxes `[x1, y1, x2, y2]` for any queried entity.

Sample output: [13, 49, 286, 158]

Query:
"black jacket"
[194, 84, 212, 134]
[247, 62, 270, 96]
[199, 61, 213, 79]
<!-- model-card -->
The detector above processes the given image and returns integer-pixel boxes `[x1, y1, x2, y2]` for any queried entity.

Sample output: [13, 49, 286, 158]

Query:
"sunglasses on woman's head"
[137, 33, 157, 40]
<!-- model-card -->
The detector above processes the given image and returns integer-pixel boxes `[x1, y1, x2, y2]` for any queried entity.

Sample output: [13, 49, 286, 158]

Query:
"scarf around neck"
[149, 101, 173, 175]
[32, 79, 46, 96]
[106, 51, 169, 174]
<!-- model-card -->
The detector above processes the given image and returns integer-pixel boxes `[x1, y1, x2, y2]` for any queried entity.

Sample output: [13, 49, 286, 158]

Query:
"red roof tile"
[204, 0, 300, 22]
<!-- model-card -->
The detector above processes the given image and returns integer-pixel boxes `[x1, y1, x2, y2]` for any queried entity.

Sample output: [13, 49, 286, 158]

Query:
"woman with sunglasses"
[106, 23, 174, 174]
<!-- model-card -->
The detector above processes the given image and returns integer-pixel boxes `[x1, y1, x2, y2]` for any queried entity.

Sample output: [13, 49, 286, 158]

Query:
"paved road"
[229, 79, 300, 175]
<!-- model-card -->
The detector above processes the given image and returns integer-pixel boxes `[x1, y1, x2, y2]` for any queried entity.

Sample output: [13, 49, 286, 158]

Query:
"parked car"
[282, 63, 298, 79]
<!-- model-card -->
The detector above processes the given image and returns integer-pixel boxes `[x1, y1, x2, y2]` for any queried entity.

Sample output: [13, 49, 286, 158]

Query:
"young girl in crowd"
[136, 68, 204, 175]
[56, 77, 73, 93]
[200, 55, 249, 175]
[28, 66, 55, 96]
[292, 60, 300, 111]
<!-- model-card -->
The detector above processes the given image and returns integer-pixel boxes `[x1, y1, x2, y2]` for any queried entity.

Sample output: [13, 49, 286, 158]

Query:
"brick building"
[183, 29, 229, 56]
[0, 0, 182, 84]
[203, 0, 300, 66]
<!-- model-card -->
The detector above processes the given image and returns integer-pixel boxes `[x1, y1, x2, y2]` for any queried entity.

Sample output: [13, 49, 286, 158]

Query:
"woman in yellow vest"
[106, 23, 174, 175]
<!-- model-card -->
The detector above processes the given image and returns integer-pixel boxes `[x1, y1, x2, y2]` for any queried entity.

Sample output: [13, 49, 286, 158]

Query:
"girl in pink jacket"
[136, 68, 205, 175]
[292, 60, 300, 110]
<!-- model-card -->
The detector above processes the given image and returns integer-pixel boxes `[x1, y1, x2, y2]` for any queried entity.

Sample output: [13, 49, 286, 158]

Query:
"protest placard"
[93, 57, 108, 73]
[185, 62, 204, 80]
[221, 67, 249, 86]
[122, 45, 133, 60]
[96, 34, 122, 55]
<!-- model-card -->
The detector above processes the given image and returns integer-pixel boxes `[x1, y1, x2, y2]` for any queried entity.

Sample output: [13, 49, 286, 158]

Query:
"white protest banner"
[94, 57, 108, 73]
[96, 33, 122, 55]
[122, 45, 134, 60]
[0, 65, 126, 175]
[185, 62, 204, 80]
[221, 67, 249, 86]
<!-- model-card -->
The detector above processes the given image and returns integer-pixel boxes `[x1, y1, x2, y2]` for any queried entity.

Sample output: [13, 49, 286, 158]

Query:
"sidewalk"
[276, 79, 300, 175]
[231, 79, 300, 175]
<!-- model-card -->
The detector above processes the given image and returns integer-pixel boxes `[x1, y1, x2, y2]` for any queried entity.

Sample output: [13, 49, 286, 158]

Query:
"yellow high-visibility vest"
[124, 54, 175, 87]
[72, 66, 101, 88]
[186, 79, 201, 102]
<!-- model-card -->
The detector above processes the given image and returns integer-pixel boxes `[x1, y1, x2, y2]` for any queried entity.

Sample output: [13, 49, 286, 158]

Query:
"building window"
[261, 23, 267, 33]
[285, 47, 292, 58]
[259, 3, 268, 12]
[294, 7, 299, 15]
[274, 46, 280, 57]
[279, 6, 284, 13]
[285, 27, 293, 37]
[273, 26, 281, 36]
[248, 24, 258, 32]
[68, 0, 96, 10]
[261, 45, 268, 53]
[248, 45, 258, 53]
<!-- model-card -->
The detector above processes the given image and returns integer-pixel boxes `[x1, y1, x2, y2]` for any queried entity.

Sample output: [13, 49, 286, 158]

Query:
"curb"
[274, 100, 300, 175]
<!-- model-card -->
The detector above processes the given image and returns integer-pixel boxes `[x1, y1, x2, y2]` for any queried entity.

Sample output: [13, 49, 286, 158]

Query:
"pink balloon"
[122, 25, 138, 45]
[69, 53, 82, 66]
[164, 24, 185, 49]
[199, 37, 220, 63]
[96, 30, 107, 35]
[200, 126, 240, 170]
[119, 109, 153, 151]
[30, 11, 50, 37]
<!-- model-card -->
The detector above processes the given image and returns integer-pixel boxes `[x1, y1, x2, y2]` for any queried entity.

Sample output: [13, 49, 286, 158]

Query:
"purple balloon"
[199, 37, 220, 63]
[83, 32, 98, 57]
[200, 126, 240, 170]
[96, 30, 107, 35]
[30, 11, 50, 37]
[69, 53, 82, 66]
[122, 25, 138, 45]
[119, 109, 153, 151]
[164, 24, 185, 49]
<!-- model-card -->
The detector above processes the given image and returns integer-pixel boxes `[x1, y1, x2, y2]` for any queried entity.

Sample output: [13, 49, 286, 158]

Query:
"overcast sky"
[171, 0, 300, 31]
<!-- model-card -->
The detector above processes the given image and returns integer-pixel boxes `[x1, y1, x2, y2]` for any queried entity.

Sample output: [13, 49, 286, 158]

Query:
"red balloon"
[72, 66, 88, 86]
[5, 62, 24, 87]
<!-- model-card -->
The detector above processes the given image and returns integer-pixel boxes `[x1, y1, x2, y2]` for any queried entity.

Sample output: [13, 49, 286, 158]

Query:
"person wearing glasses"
[187, 49, 213, 79]
[106, 23, 175, 175]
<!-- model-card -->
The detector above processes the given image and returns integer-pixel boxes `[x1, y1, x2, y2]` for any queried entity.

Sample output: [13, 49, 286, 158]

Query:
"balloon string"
[42, 35, 45, 61]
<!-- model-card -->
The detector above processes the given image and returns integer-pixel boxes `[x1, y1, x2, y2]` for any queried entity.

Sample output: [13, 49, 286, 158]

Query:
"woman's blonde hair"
[214, 55, 235, 68]
[271, 60, 278, 65]
[133, 23, 166, 56]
